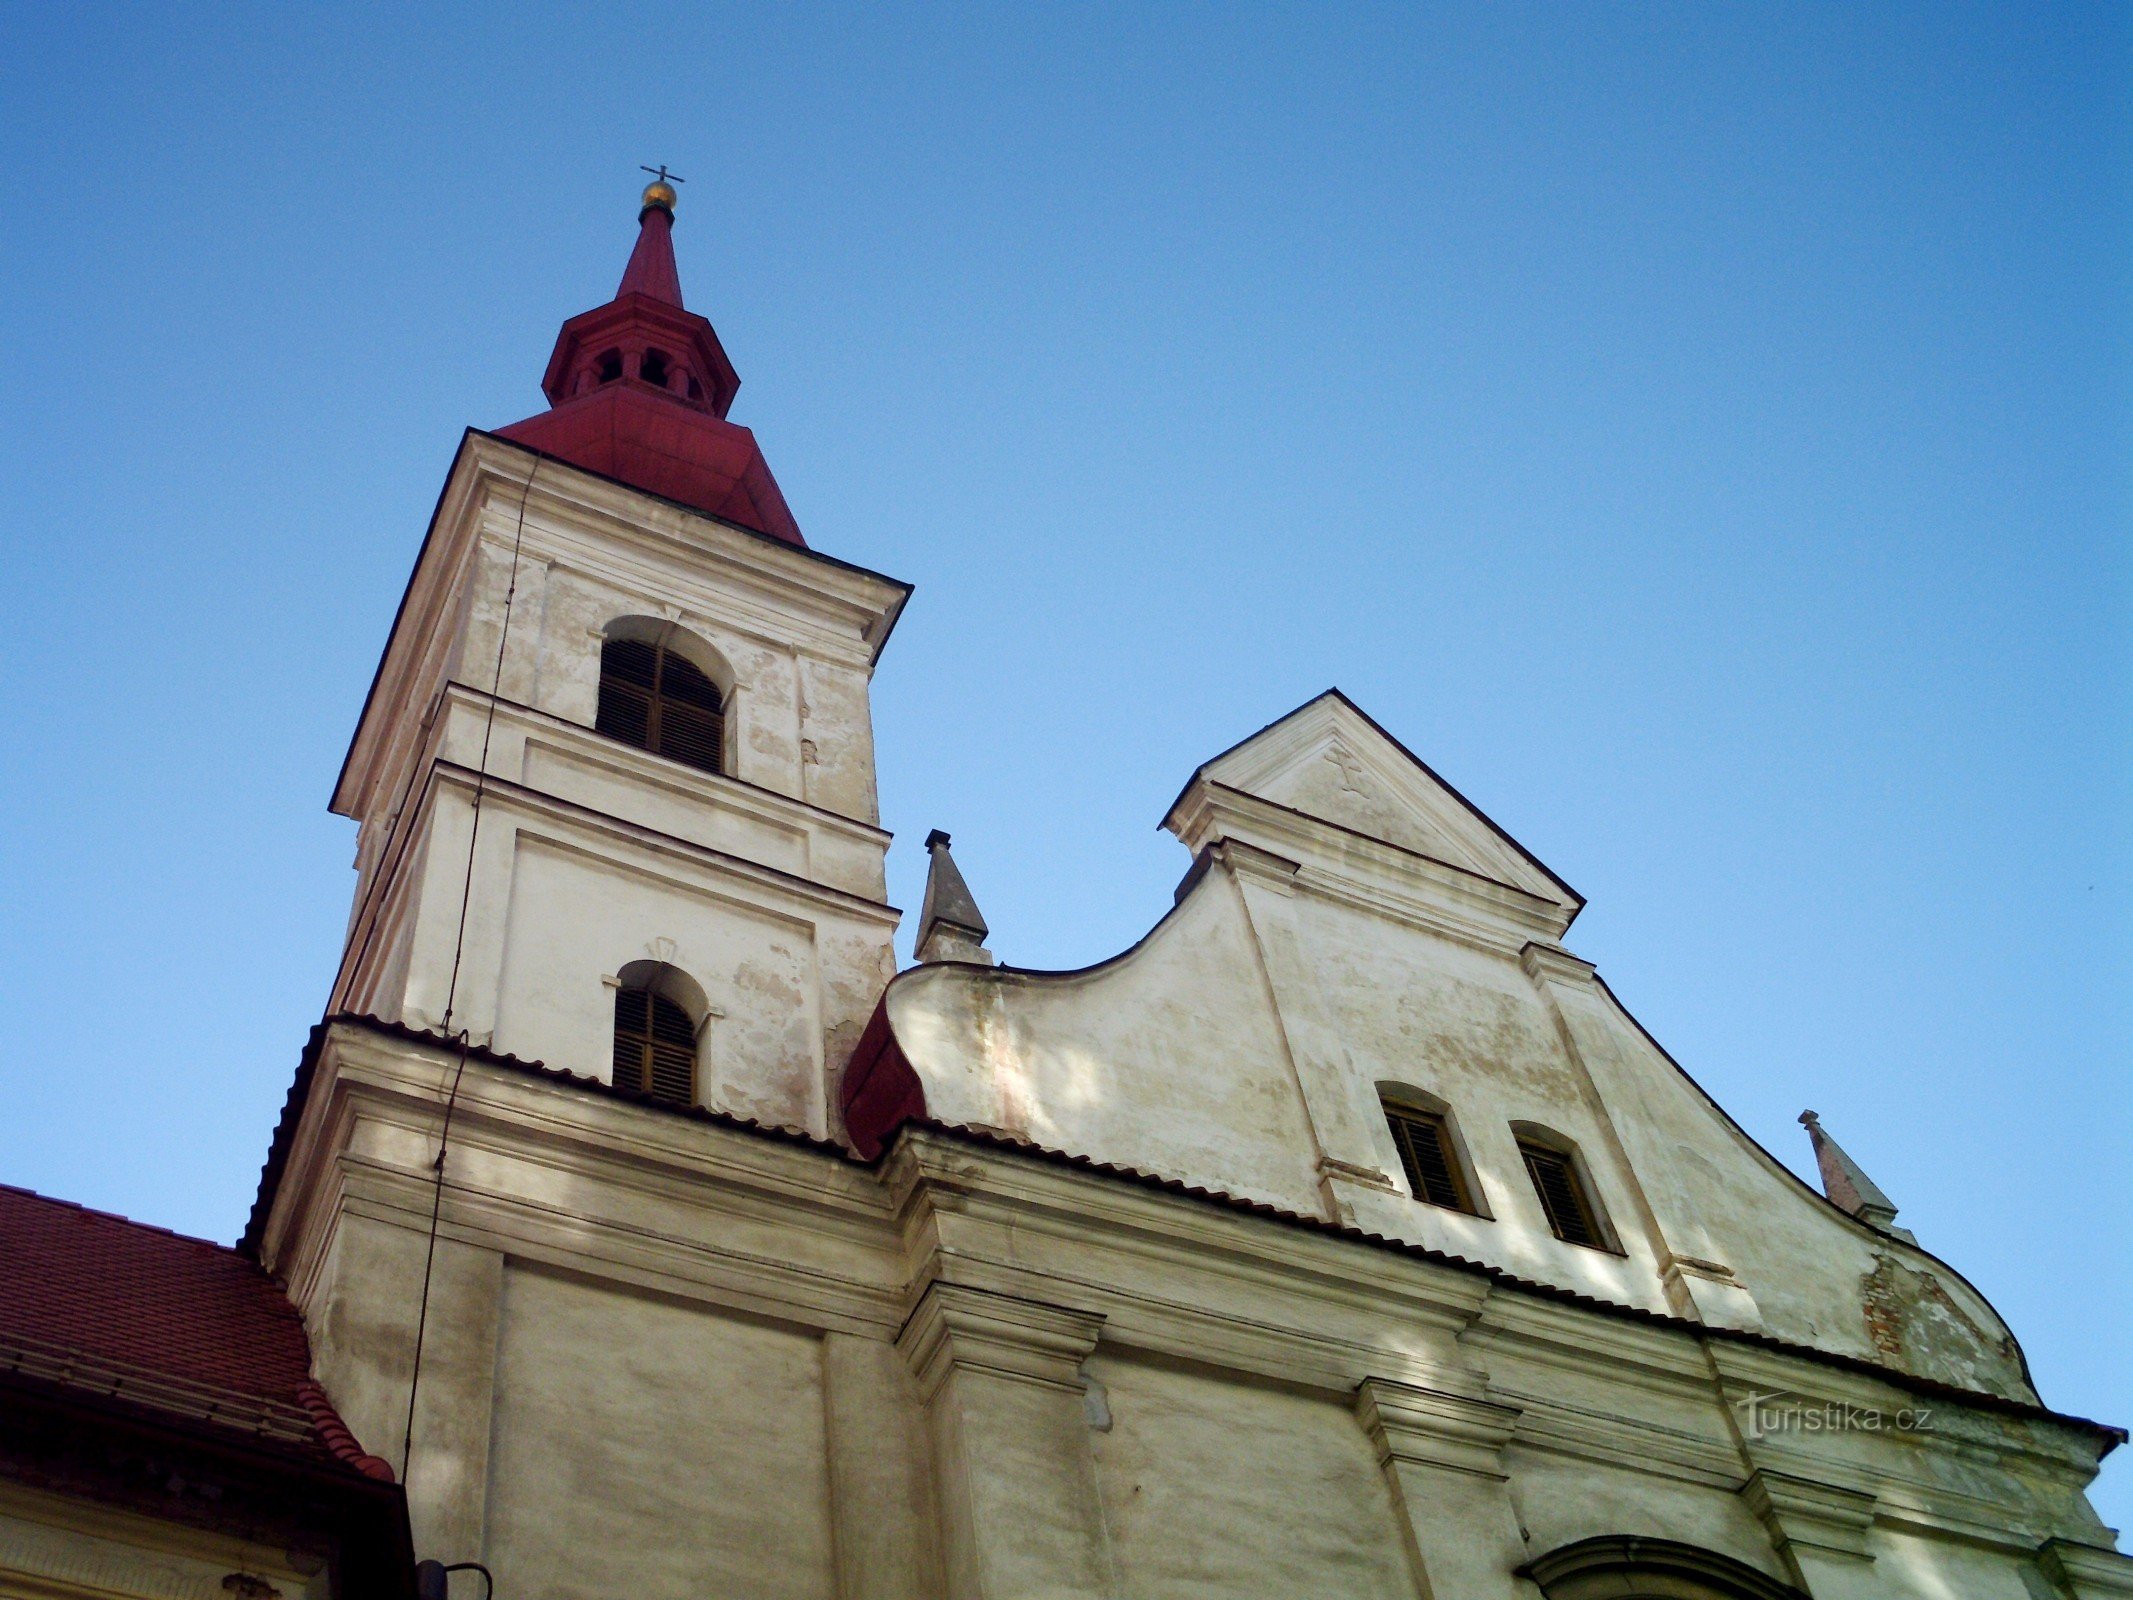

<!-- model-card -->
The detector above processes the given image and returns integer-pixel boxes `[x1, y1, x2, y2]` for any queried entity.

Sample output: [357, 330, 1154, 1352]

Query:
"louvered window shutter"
[651, 653, 723, 774]
[595, 638, 723, 777]
[1385, 1107, 1474, 1212]
[612, 987, 698, 1107]
[1520, 1142, 1601, 1247]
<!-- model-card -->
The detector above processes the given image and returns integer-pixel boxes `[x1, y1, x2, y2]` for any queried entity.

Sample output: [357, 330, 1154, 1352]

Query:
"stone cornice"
[1353, 1377, 1521, 1480]
[454, 685, 893, 846]
[259, 1020, 903, 1340]
[1520, 941, 1600, 987]
[247, 1037, 2127, 1477]
[895, 1283, 1104, 1404]
[1740, 1468, 1877, 1564]
[463, 432, 910, 659]
[2037, 1538, 2133, 1599]
[1173, 781, 1573, 948]
[898, 1123, 2122, 1457]
[422, 761, 901, 925]
[335, 431, 908, 821]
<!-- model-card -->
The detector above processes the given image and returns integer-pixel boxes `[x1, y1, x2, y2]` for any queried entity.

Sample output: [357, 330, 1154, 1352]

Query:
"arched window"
[1380, 1087, 1483, 1215]
[612, 983, 696, 1105]
[596, 635, 724, 775]
[1514, 1125, 1609, 1249]
[595, 348, 624, 384]
[639, 348, 670, 387]
[1521, 1536, 1806, 1599]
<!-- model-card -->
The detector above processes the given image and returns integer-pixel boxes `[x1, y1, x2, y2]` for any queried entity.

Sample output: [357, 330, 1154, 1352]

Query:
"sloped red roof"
[0, 1182, 392, 1479]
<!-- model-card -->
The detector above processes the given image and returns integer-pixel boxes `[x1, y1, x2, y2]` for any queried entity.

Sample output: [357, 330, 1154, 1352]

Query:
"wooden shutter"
[595, 637, 724, 778]
[1520, 1141, 1601, 1247]
[1385, 1106, 1473, 1212]
[650, 653, 723, 776]
[596, 639, 657, 749]
[611, 987, 652, 1091]
[612, 986, 697, 1107]
[645, 993, 696, 1104]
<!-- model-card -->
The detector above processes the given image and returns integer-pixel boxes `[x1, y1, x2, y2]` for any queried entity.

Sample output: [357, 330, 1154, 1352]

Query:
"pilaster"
[400, 1237, 504, 1565]
[1353, 1377, 1534, 1600]
[823, 1332, 943, 1600]
[1222, 842, 1399, 1222]
[897, 1283, 1115, 1600]
[1519, 942, 1763, 1330]
[1739, 1469, 1878, 1600]
[2037, 1539, 2133, 1600]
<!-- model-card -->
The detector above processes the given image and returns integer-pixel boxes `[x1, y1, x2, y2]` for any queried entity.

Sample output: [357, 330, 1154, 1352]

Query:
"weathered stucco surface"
[484, 1266, 837, 1600]
[249, 441, 2125, 1600]
[262, 1027, 2127, 1600]
[328, 435, 904, 1141]
[886, 691, 2036, 1403]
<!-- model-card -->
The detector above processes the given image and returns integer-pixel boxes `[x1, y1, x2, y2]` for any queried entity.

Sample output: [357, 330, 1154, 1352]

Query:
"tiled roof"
[0, 1182, 392, 1479]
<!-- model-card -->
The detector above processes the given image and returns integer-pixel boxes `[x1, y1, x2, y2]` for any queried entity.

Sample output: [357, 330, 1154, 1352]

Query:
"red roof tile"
[0, 1182, 392, 1479]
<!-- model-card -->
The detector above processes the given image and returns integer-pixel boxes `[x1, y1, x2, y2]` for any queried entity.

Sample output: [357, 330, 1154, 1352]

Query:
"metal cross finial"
[640, 164, 685, 187]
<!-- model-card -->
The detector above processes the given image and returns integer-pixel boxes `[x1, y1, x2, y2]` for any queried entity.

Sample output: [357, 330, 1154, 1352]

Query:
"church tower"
[325, 175, 908, 1136]
[239, 182, 2129, 1600]
[248, 188, 933, 1580]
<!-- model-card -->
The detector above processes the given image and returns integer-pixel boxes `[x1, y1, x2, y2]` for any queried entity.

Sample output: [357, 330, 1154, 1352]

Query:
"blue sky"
[1, 1, 2126, 1525]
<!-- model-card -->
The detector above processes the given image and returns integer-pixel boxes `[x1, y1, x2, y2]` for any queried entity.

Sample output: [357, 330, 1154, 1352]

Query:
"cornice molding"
[2037, 1538, 2133, 1599]
[1173, 782, 1571, 948]
[1740, 1468, 1877, 1564]
[1353, 1377, 1521, 1480]
[896, 1283, 1104, 1405]
[1520, 941, 1600, 987]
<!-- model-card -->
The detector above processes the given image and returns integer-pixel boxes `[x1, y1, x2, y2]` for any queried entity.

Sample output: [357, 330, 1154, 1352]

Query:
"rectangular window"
[1386, 1107, 1474, 1212]
[1519, 1140, 1602, 1248]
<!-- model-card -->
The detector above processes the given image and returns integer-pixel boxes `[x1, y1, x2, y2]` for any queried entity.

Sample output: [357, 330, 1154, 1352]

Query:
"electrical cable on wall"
[399, 458, 539, 1482]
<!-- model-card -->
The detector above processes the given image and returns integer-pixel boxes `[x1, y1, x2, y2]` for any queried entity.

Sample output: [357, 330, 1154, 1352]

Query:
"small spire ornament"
[639, 164, 684, 216]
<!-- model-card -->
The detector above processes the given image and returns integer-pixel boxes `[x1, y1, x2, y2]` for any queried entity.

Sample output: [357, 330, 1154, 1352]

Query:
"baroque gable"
[1164, 690, 1583, 944]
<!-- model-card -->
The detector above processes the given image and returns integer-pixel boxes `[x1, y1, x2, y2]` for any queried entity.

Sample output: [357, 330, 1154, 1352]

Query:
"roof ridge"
[0, 1179, 246, 1258]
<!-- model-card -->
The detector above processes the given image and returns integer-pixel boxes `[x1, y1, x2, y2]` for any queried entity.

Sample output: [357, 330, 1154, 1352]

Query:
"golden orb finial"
[638, 164, 683, 217]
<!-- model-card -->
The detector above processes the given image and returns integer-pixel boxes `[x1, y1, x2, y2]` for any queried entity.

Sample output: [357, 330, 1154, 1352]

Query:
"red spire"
[616, 202, 685, 306]
[496, 179, 803, 546]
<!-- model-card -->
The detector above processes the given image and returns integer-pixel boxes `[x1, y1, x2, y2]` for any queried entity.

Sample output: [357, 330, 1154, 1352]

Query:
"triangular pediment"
[1164, 691, 1581, 925]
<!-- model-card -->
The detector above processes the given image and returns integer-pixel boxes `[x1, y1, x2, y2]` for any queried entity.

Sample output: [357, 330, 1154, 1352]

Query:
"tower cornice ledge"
[333, 432, 910, 822]
[463, 434, 910, 650]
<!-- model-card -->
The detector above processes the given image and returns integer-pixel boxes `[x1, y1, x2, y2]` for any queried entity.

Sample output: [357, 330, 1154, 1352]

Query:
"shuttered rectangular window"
[1520, 1141, 1602, 1248]
[612, 988, 698, 1107]
[596, 637, 724, 778]
[1386, 1107, 1474, 1213]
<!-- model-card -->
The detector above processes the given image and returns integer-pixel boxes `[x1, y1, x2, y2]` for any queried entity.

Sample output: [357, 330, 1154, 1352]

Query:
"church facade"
[3, 181, 2128, 1600]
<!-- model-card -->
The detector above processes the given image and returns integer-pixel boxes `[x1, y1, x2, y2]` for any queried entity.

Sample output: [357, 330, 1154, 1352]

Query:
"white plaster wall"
[1866, 1526, 2044, 1600]
[258, 1032, 2124, 1600]
[330, 444, 903, 1135]
[889, 874, 1322, 1211]
[483, 1266, 837, 1600]
[1507, 1445, 1784, 1578]
[522, 563, 880, 826]
[1591, 1002, 2027, 1394]
[493, 831, 823, 1130]
[1087, 1354, 1418, 1600]
[1294, 891, 1679, 1309]
[888, 847, 2034, 1395]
